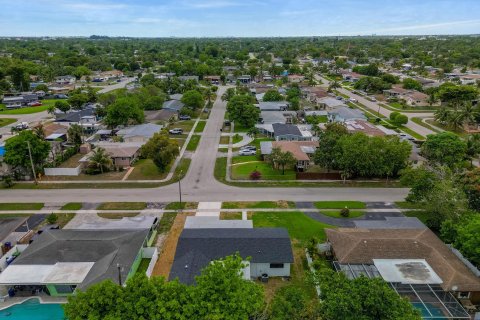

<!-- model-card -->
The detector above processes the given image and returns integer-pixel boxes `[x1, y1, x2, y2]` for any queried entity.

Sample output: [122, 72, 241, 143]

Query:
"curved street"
[0, 86, 409, 203]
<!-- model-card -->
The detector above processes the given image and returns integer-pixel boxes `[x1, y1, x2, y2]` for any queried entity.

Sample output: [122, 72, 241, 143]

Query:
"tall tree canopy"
[4, 130, 50, 174]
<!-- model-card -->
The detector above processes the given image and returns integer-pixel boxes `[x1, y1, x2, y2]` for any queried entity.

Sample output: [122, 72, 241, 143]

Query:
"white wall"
[250, 262, 291, 278]
[44, 166, 81, 176]
[144, 247, 158, 278]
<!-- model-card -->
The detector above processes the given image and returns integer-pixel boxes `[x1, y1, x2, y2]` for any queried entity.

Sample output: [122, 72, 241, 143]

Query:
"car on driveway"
[27, 101, 42, 106]
[179, 115, 191, 120]
[239, 149, 256, 156]
[240, 145, 256, 151]
[169, 128, 183, 135]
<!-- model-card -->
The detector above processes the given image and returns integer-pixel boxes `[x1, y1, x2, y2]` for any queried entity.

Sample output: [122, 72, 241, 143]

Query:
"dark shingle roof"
[272, 123, 301, 137]
[55, 108, 95, 123]
[169, 228, 293, 284]
[13, 229, 149, 289]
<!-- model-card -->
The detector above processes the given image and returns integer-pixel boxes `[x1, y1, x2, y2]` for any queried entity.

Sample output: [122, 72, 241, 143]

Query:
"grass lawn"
[0, 118, 17, 127]
[314, 201, 366, 209]
[249, 137, 274, 149]
[252, 211, 334, 243]
[231, 161, 296, 180]
[233, 124, 250, 133]
[61, 203, 82, 210]
[165, 202, 197, 210]
[0, 214, 31, 219]
[58, 154, 83, 168]
[97, 202, 146, 210]
[42, 170, 126, 181]
[55, 213, 76, 228]
[186, 135, 201, 151]
[220, 212, 243, 220]
[320, 210, 364, 218]
[232, 155, 260, 164]
[0, 99, 57, 115]
[0, 203, 44, 210]
[170, 120, 195, 133]
[222, 201, 295, 209]
[232, 134, 243, 144]
[136, 258, 151, 275]
[127, 159, 168, 181]
[157, 212, 177, 234]
[194, 121, 206, 133]
[404, 210, 430, 225]
[97, 212, 140, 219]
[219, 136, 230, 144]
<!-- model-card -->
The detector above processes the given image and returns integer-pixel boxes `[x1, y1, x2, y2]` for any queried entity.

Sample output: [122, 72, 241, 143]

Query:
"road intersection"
[0, 86, 409, 203]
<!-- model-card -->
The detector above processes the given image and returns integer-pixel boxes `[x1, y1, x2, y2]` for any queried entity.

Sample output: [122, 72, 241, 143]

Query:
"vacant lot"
[128, 159, 168, 181]
[231, 161, 296, 180]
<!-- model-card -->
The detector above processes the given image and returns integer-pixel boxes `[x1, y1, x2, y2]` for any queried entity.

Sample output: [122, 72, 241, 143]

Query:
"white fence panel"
[44, 166, 81, 176]
[145, 248, 159, 278]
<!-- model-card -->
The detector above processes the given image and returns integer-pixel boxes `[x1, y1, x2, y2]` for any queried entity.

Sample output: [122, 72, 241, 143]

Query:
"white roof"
[184, 217, 253, 229]
[373, 259, 443, 285]
[0, 262, 94, 285]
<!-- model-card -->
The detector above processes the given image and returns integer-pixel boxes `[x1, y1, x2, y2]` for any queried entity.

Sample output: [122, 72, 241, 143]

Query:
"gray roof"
[116, 123, 162, 139]
[272, 123, 302, 137]
[12, 229, 149, 289]
[328, 107, 366, 121]
[56, 108, 95, 123]
[169, 228, 293, 284]
[260, 111, 296, 125]
[162, 99, 184, 112]
[256, 101, 288, 111]
[260, 141, 273, 155]
[353, 217, 426, 229]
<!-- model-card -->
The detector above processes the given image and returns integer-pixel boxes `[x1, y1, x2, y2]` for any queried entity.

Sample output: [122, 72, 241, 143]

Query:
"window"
[458, 292, 470, 299]
[270, 263, 284, 269]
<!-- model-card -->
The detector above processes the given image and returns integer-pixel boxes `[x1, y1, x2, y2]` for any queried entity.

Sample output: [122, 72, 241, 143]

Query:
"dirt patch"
[219, 212, 242, 220]
[151, 212, 193, 278]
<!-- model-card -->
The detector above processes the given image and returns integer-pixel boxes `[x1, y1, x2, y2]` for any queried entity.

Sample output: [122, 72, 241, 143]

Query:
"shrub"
[249, 170, 262, 180]
[47, 213, 58, 224]
[340, 207, 350, 217]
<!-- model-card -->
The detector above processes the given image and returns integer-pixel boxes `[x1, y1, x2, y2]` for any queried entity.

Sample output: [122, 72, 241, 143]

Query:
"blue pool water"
[0, 298, 65, 319]
[0, 146, 5, 157]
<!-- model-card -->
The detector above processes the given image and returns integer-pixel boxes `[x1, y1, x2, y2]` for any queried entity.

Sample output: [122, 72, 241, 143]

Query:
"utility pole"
[178, 170, 183, 210]
[117, 263, 122, 286]
[26, 141, 37, 184]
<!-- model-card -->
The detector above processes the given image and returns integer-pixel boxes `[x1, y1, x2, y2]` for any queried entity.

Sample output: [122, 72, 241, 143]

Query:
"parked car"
[239, 149, 256, 156]
[14, 122, 29, 131]
[368, 96, 377, 102]
[240, 145, 256, 151]
[27, 101, 42, 107]
[169, 128, 183, 135]
[179, 115, 191, 120]
[336, 96, 343, 100]
[349, 98, 358, 103]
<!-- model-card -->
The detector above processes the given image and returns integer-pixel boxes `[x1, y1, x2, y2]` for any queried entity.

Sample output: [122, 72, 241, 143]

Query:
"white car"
[349, 98, 358, 103]
[169, 128, 183, 135]
[239, 149, 256, 156]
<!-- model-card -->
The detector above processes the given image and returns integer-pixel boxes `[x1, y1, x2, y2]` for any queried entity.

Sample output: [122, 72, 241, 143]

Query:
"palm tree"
[328, 80, 340, 93]
[458, 102, 480, 128]
[434, 107, 451, 125]
[247, 127, 259, 140]
[47, 105, 55, 115]
[274, 150, 296, 175]
[88, 147, 112, 174]
[33, 124, 45, 139]
[466, 134, 480, 166]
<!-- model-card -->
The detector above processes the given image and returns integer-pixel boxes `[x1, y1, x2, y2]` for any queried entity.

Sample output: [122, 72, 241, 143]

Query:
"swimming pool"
[0, 298, 65, 319]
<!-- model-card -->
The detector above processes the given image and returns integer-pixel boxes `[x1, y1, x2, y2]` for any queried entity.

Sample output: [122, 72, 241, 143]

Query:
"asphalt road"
[0, 85, 409, 203]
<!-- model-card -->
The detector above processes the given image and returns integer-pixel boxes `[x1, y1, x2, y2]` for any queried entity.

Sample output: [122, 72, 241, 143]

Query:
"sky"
[1, 0, 480, 37]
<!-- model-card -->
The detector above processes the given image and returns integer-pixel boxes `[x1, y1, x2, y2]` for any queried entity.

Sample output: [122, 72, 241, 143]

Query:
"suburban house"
[102, 145, 141, 168]
[145, 109, 178, 122]
[459, 74, 480, 85]
[255, 101, 289, 111]
[383, 86, 409, 98]
[162, 100, 185, 113]
[317, 97, 348, 110]
[2, 93, 39, 108]
[204, 75, 221, 84]
[344, 120, 386, 136]
[237, 75, 252, 84]
[169, 228, 294, 284]
[0, 229, 153, 296]
[260, 141, 319, 171]
[271, 123, 313, 141]
[55, 75, 76, 85]
[326, 227, 480, 318]
[116, 123, 163, 143]
[178, 76, 199, 82]
[288, 74, 305, 83]
[55, 107, 100, 132]
[303, 87, 329, 105]
[341, 71, 362, 82]
[403, 91, 429, 106]
[258, 111, 297, 125]
[327, 107, 367, 123]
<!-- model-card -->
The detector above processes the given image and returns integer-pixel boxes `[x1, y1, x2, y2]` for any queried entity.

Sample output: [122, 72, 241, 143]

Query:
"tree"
[269, 147, 296, 174]
[311, 269, 421, 320]
[353, 64, 380, 76]
[328, 80, 340, 92]
[181, 90, 204, 110]
[263, 89, 284, 101]
[313, 122, 348, 171]
[67, 124, 83, 146]
[54, 100, 70, 114]
[461, 168, 480, 211]
[400, 166, 439, 202]
[104, 97, 144, 127]
[68, 93, 89, 110]
[33, 84, 49, 93]
[442, 214, 480, 267]
[421, 132, 467, 168]
[65, 255, 264, 320]
[353, 76, 392, 94]
[391, 113, 408, 126]
[466, 134, 480, 165]
[402, 78, 423, 91]
[140, 132, 179, 172]
[247, 127, 259, 139]
[437, 84, 478, 109]
[4, 130, 50, 174]
[381, 73, 400, 84]
[269, 285, 319, 320]
[226, 95, 260, 128]
[33, 124, 45, 139]
[87, 148, 112, 174]
[46, 213, 58, 224]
